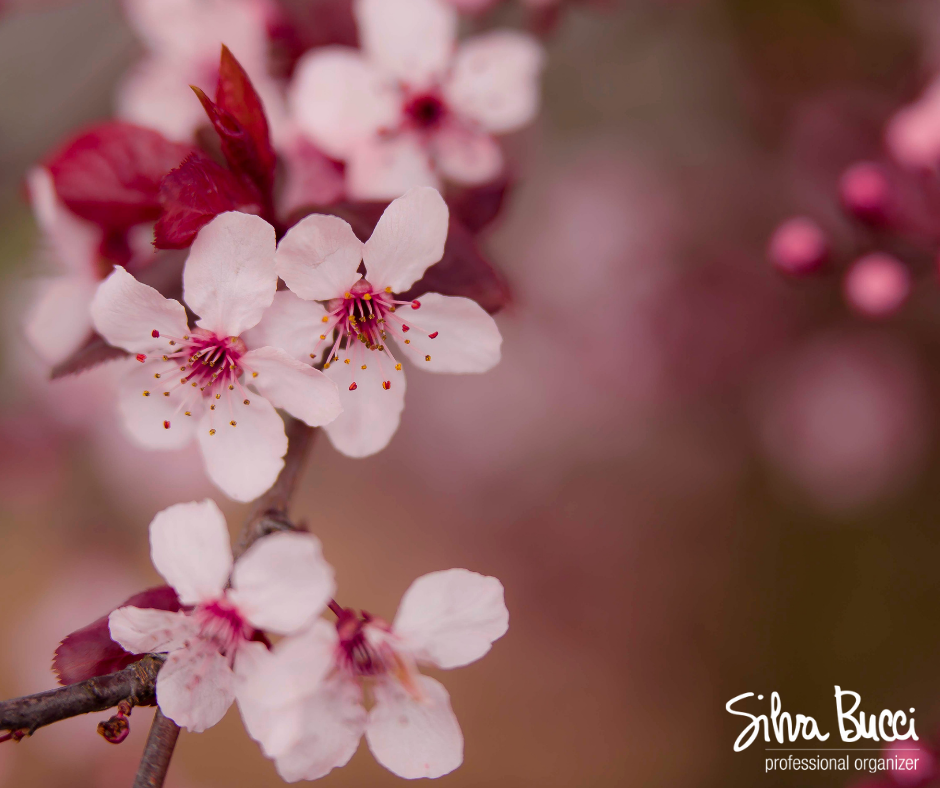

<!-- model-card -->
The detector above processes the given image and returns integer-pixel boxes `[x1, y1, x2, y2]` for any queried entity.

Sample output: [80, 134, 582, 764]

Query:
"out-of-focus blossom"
[767, 216, 829, 275]
[109, 500, 334, 732]
[884, 739, 937, 786]
[0, 412, 66, 515]
[22, 168, 102, 366]
[252, 187, 502, 457]
[839, 162, 893, 225]
[843, 252, 911, 318]
[886, 77, 940, 171]
[117, 0, 287, 144]
[91, 212, 342, 501]
[289, 0, 544, 199]
[754, 333, 930, 513]
[239, 568, 508, 781]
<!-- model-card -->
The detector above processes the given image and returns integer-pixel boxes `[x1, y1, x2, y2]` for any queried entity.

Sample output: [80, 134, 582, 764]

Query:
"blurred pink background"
[4, 1, 940, 787]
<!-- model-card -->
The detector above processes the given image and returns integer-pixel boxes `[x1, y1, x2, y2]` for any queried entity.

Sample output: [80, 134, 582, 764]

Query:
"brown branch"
[0, 655, 163, 735]
[132, 710, 180, 788]
[235, 416, 315, 558]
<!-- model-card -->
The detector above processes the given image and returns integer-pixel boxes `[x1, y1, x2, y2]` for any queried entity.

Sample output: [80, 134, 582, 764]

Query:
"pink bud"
[840, 162, 892, 224]
[768, 217, 828, 275]
[843, 253, 911, 318]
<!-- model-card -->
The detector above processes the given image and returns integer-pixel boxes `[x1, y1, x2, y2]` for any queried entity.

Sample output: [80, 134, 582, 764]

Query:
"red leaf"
[155, 152, 261, 249]
[323, 203, 511, 313]
[46, 122, 194, 230]
[445, 177, 512, 234]
[216, 45, 276, 189]
[53, 586, 182, 686]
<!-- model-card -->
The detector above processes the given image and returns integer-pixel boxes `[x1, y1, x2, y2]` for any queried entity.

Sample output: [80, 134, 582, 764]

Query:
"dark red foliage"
[53, 586, 182, 687]
[155, 152, 261, 249]
[267, 0, 357, 78]
[446, 178, 512, 234]
[46, 122, 194, 230]
[328, 202, 511, 314]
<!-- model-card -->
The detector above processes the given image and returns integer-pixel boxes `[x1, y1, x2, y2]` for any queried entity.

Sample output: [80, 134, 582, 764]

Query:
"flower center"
[336, 612, 388, 677]
[312, 279, 438, 392]
[194, 598, 251, 656]
[135, 327, 255, 433]
[403, 92, 447, 130]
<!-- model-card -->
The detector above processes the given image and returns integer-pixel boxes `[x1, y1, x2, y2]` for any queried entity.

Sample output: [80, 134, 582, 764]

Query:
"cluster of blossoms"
[6, 0, 571, 781]
[109, 500, 508, 780]
[767, 74, 940, 320]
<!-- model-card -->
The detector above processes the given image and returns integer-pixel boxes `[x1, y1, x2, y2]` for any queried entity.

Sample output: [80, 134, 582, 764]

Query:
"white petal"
[183, 212, 277, 338]
[242, 290, 330, 364]
[108, 606, 197, 655]
[272, 672, 367, 782]
[366, 675, 463, 779]
[433, 126, 503, 185]
[355, 0, 457, 88]
[237, 621, 337, 715]
[23, 276, 97, 366]
[276, 214, 363, 301]
[156, 640, 235, 733]
[393, 292, 501, 373]
[27, 167, 101, 275]
[117, 361, 201, 450]
[115, 58, 209, 142]
[229, 532, 335, 634]
[445, 31, 544, 133]
[242, 347, 343, 428]
[149, 499, 233, 605]
[363, 187, 449, 292]
[393, 569, 508, 669]
[289, 47, 400, 160]
[91, 266, 190, 354]
[197, 394, 287, 502]
[322, 354, 406, 458]
[347, 135, 440, 202]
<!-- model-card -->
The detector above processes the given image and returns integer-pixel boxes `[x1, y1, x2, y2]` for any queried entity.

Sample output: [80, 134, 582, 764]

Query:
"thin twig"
[132, 710, 180, 788]
[235, 416, 315, 557]
[0, 655, 163, 735]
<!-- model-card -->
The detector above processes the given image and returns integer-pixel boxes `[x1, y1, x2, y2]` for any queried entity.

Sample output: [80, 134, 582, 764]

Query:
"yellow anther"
[395, 363, 402, 371]
[425, 355, 431, 361]
[321, 315, 329, 323]
[184, 411, 191, 416]
[215, 394, 221, 399]
[385, 287, 392, 293]
[344, 359, 350, 364]
[209, 429, 216, 436]
[228, 385, 234, 390]
[230, 420, 237, 427]
[191, 382, 197, 387]
[162, 355, 169, 361]
[344, 292, 352, 299]
[243, 399, 250, 405]
[252, 372, 258, 378]
[320, 334, 326, 340]
[404, 339, 411, 344]
[163, 392, 170, 397]
[324, 362, 331, 369]
[361, 364, 367, 370]
[210, 404, 216, 410]
[154, 373, 161, 379]
[363, 293, 372, 300]
[142, 391, 150, 396]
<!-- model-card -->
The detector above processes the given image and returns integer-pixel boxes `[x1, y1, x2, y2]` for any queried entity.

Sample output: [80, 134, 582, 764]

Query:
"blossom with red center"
[108, 499, 335, 733]
[248, 187, 502, 457]
[91, 211, 343, 501]
[288, 0, 544, 199]
[237, 568, 508, 780]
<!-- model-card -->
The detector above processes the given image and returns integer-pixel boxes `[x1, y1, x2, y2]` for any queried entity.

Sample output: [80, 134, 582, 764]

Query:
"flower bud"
[768, 217, 828, 275]
[839, 162, 893, 224]
[843, 253, 910, 318]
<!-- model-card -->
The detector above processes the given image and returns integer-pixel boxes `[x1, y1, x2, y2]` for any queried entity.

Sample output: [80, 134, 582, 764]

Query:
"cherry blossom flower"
[289, 0, 544, 199]
[109, 499, 335, 733]
[886, 76, 940, 171]
[843, 253, 911, 318]
[238, 568, 508, 780]
[91, 211, 342, 501]
[22, 167, 102, 365]
[767, 216, 828, 276]
[248, 187, 502, 457]
[117, 0, 287, 144]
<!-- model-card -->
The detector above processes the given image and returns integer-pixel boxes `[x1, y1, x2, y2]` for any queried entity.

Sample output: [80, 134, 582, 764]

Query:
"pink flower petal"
[366, 675, 463, 779]
[433, 125, 503, 185]
[242, 347, 343, 428]
[271, 670, 367, 781]
[91, 266, 189, 354]
[363, 186, 449, 292]
[229, 531, 335, 634]
[393, 569, 508, 669]
[290, 47, 399, 160]
[116, 58, 209, 143]
[243, 291, 330, 364]
[182, 212, 277, 338]
[445, 31, 544, 134]
[354, 0, 456, 88]
[347, 134, 440, 201]
[275, 214, 363, 301]
[117, 361, 201, 450]
[322, 356, 407, 457]
[24, 276, 97, 366]
[149, 499, 234, 605]
[843, 253, 911, 318]
[393, 292, 501, 373]
[196, 394, 287, 502]
[27, 167, 101, 276]
[108, 606, 196, 655]
[156, 640, 235, 733]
